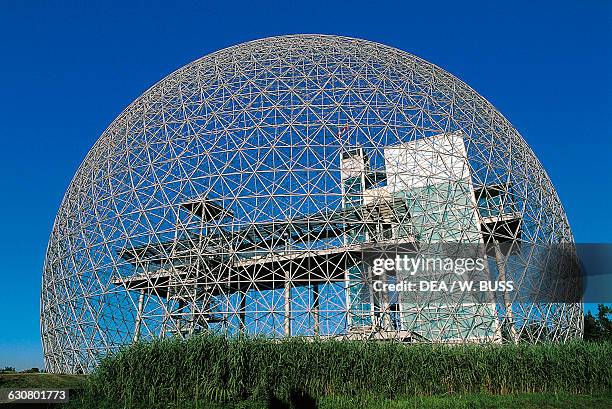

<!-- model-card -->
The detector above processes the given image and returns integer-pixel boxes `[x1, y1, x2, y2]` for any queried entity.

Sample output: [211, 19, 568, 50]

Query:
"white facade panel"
[384, 132, 471, 192]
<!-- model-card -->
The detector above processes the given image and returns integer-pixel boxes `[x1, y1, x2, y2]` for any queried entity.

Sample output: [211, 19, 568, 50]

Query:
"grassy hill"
[0, 373, 87, 389]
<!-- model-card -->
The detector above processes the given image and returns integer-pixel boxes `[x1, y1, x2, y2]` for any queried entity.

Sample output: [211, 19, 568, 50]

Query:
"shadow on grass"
[267, 389, 317, 409]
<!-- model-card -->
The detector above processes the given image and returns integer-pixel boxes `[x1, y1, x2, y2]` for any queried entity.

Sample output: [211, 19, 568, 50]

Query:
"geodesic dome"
[42, 34, 582, 373]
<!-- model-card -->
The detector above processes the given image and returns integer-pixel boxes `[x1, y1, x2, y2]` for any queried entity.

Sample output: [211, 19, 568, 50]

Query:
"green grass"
[0, 373, 88, 389]
[319, 392, 612, 409]
[68, 392, 612, 409]
[5, 343, 610, 409]
[77, 335, 611, 408]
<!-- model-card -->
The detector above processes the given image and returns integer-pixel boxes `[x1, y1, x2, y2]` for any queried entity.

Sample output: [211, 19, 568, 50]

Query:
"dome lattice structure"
[42, 35, 582, 373]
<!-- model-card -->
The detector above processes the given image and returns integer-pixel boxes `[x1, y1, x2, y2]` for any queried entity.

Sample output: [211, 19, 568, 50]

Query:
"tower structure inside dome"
[112, 132, 524, 343]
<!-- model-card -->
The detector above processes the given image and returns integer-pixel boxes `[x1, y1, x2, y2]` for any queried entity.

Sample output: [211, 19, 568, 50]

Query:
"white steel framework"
[41, 35, 582, 373]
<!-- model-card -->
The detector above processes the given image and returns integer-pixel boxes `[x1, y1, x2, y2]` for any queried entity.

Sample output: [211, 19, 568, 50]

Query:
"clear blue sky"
[0, 1, 610, 370]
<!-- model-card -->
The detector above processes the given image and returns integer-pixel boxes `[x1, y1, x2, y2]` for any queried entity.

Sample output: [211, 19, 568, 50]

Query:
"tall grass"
[84, 335, 612, 407]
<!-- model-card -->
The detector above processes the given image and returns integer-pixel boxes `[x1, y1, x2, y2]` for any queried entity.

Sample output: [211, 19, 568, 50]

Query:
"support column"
[284, 269, 291, 337]
[312, 283, 320, 337]
[239, 291, 247, 333]
[176, 299, 186, 337]
[283, 233, 292, 337]
[133, 289, 145, 343]
[494, 242, 518, 343]
[368, 264, 376, 330]
[381, 273, 392, 332]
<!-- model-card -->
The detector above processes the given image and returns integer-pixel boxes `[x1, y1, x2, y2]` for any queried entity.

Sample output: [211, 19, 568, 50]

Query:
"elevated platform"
[112, 237, 416, 298]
